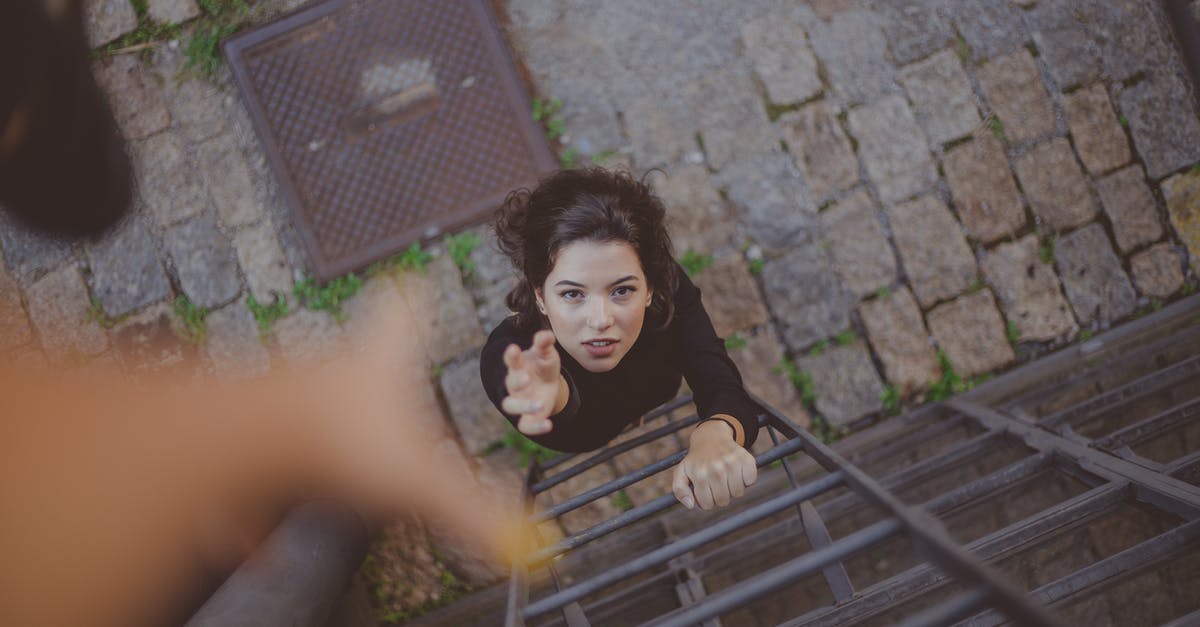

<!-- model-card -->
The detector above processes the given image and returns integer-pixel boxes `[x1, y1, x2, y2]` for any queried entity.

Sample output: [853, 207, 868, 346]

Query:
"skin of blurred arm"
[0, 296, 522, 627]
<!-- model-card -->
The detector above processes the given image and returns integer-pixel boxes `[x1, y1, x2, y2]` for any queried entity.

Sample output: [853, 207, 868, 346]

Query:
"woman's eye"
[612, 286, 635, 298]
[560, 290, 583, 301]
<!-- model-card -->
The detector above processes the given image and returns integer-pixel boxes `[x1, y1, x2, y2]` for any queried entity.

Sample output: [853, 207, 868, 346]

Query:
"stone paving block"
[946, 0, 1029, 61]
[1096, 165, 1163, 253]
[727, 325, 811, 429]
[655, 165, 735, 256]
[428, 439, 511, 586]
[274, 308, 345, 364]
[741, 14, 821, 105]
[0, 260, 32, 350]
[1090, 0, 1176, 82]
[779, 101, 860, 202]
[232, 220, 294, 303]
[0, 210, 71, 278]
[1054, 223, 1137, 326]
[1023, 0, 1102, 89]
[876, 0, 956, 65]
[889, 194, 977, 308]
[715, 152, 816, 255]
[926, 290, 1015, 379]
[199, 134, 262, 228]
[977, 49, 1055, 145]
[808, 0, 864, 19]
[395, 255, 486, 365]
[91, 54, 170, 141]
[797, 340, 884, 426]
[808, 10, 896, 106]
[691, 256, 770, 339]
[1130, 243, 1185, 299]
[688, 70, 779, 171]
[441, 355, 506, 456]
[152, 48, 230, 143]
[1014, 138, 1097, 231]
[131, 131, 210, 227]
[1118, 71, 1200, 180]
[942, 134, 1026, 244]
[623, 91, 694, 170]
[1064, 83, 1131, 176]
[147, 0, 200, 23]
[111, 302, 197, 375]
[760, 243, 854, 351]
[898, 49, 981, 146]
[819, 189, 897, 298]
[859, 286, 940, 393]
[25, 265, 108, 362]
[205, 296, 270, 380]
[163, 214, 242, 309]
[83, 0, 137, 48]
[1161, 170, 1200, 274]
[85, 215, 170, 318]
[462, 227, 518, 333]
[982, 235, 1076, 341]
[848, 94, 937, 203]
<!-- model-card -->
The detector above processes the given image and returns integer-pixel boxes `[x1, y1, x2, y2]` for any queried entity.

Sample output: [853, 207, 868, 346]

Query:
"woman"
[480, 168, 760, 511]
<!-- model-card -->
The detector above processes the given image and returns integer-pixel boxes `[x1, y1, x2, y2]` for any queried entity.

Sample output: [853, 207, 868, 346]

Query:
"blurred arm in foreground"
[0, 297, 520, 627]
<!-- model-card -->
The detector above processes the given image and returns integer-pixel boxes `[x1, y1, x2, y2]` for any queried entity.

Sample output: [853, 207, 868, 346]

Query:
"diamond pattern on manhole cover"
[224, 0, 556, 280]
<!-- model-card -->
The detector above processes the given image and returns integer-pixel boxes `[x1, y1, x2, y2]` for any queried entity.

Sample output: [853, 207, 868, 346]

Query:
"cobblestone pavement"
[4, 0, 1200, 615]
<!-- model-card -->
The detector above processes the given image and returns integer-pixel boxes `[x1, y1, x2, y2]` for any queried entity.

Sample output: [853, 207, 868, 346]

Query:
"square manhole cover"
[224, 0, 556, 280]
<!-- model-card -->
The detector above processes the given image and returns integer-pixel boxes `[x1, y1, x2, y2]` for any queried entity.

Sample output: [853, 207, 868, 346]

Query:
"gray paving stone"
[462, 227, 518, 333]
[85, 216, 170, 318]
[819, 189, 897, 298]
[1160, 170, 1200, 274]
[760, 243, 854, 351]
[1023, 0, 1102, 89]
[727, 325, 811, 428]
[859, 286, 940, 393]
[110, 303, 197, 375]
[232, 220, 294, 303]
[1014, 138, 1097, 231]
[741, 14, 821, 105]
[982, 235, 1076, 342]
[0, 260, 32, 350]
[875, 0, 956, 65]
[977, 49, 1055, 145]
[714, 152, 816, 255]
[441, 355, 507, 456]
[808, 0, 865, 19]
[131, 132, 210, 227]
[808, 10, 896, 106]
[797, 340, 884, 426]
[91, 54, 170, 141]
[946, 0, 1029, 61]
[622, 91, 694, 169]
[1054, 223, 1137, 326]
[1096, 165, 1163, 253]
[0, 210, 71, 278]
[163, 214, 242, 309]
[199, 134, 262, 228]
[25, 265, 108, 362]
[848, 95, 936, 203]
[274, 308, 345, 364]
[1089, 0, 1177, 82]
[83, 0, 137, 48]
[926, 290, 1015, 379]
[691, 256, 770, 339]
[151, 48, 230, 143]
[779, 101, 860, 202]
[688, 70, 779, 171]
[942, 134, 1026, 244]
[654, 165, 736, 256]
[898, 49, 981, 145]
[146, 0, 200, 23]
[889, 194, 977, 308]
[205, 296, 270, 380]
[396, 255, 486, 365]
[1064, 83, 1131, 176]
[1130, 243, 1185, 298]
[1118, 71, 1200, 180]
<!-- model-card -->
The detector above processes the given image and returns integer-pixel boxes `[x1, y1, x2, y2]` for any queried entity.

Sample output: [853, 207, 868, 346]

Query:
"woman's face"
[536, 240, 653, 373]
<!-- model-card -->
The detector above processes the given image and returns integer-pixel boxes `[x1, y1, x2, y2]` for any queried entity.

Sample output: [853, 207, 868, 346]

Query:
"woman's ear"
[534, 288, 547, 315]
[646, 288, 653, 308]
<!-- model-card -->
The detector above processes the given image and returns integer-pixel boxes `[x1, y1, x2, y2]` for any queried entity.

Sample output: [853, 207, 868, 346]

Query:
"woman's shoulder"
[484, 315, 535, 352]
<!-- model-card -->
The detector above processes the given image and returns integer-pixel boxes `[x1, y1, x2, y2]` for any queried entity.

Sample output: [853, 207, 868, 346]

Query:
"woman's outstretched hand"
[501, 329, 565, 436]
[672, 420, 758, 510]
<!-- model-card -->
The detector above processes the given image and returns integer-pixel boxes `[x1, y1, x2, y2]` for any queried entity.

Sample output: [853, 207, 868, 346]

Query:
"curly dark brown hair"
[494, 167, 680, 333]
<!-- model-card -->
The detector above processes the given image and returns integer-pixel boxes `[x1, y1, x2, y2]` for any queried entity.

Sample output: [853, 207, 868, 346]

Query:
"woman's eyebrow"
[607, 275, 639, 288]
[553, 275, 640, 288]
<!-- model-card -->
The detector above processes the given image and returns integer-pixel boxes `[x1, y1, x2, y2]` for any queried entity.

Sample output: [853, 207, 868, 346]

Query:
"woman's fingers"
[501, 396, 545, 417]
[671, 463, 695, 510]
[692, 474, 717, 510]
[516, 413, 553, 436]
[505, 369, 529, 393]
[740, 450, 759, 488]
[502, 343, 523, 372]
[727, 458, 746, 499]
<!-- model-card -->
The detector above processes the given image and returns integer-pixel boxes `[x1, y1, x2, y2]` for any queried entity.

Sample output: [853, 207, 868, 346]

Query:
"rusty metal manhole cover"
[224, 0, 556, 280]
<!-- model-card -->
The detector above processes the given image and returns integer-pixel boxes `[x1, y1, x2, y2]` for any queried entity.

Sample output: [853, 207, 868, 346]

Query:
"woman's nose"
[587, 299, 613, 330]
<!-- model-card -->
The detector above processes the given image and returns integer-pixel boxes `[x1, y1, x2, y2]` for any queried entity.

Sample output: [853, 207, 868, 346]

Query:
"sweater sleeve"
[667, 269, 762, 449]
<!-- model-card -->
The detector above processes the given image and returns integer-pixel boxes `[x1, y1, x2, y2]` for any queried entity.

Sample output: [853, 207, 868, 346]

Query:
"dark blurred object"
[1165, 0, 1200, 99]
[0, 0, 132, 237]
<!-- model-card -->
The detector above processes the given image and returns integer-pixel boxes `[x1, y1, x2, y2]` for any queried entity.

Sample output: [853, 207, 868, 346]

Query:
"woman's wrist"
[693, 415, 743, 446]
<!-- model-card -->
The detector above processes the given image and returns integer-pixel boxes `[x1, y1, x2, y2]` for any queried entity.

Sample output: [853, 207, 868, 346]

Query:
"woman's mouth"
[583, 339, 618, 358]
